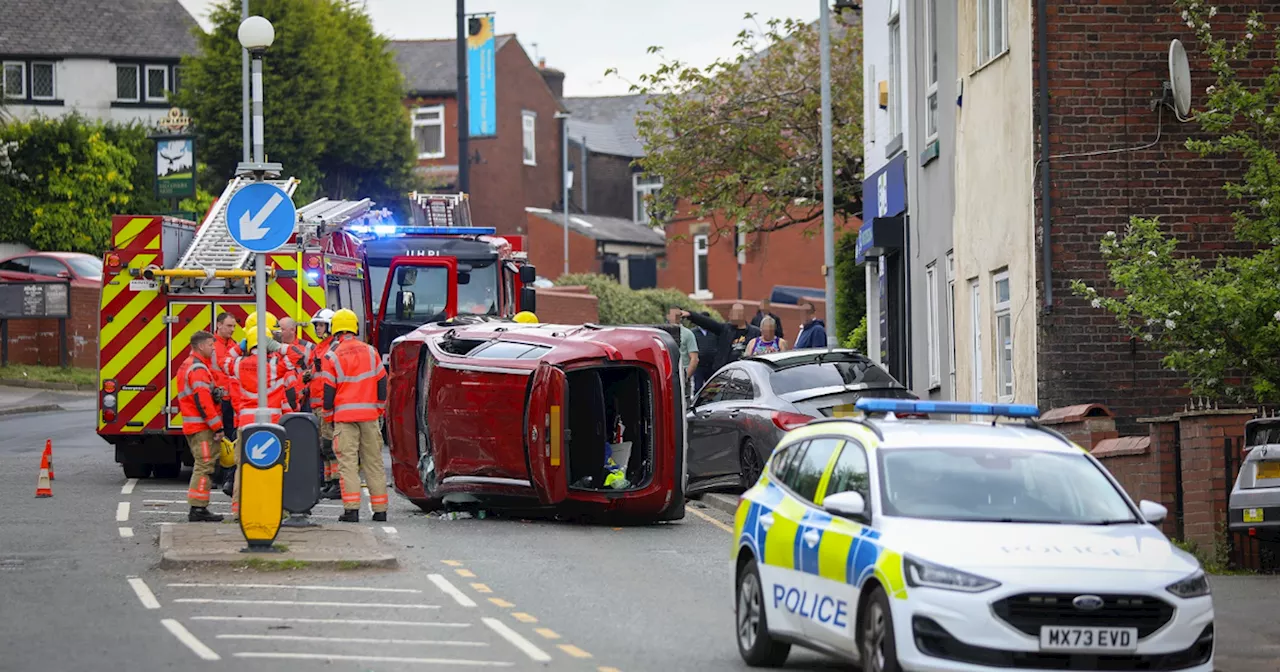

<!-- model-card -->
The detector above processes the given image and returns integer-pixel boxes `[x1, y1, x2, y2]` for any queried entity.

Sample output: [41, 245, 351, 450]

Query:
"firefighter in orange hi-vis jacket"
[176, 330, 225, 523]
[308, 309, 340, 499]
[227, 325, 299, 518]
[322, 308, 388, 523]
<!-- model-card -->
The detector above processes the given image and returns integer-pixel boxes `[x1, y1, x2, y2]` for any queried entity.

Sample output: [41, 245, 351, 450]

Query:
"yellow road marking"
[488, 598, 513, 608]
[511, 612, 537, 623]
[442, 560, 462, 567]
[559, 644, 592, 658]
[470, 583, 492, 593]
[535, 628, 560, 640]
[688, 507, 733, 533]
[598, 667, 623, 672]
[455, 569, 476, 578]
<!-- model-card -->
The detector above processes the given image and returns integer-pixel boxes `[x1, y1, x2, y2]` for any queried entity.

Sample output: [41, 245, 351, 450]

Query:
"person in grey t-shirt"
[666, 307, 700, 394]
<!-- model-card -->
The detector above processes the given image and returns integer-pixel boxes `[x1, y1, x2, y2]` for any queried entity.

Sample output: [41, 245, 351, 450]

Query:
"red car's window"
[0, 258, 30, 273]
[28, 257, 67, 277]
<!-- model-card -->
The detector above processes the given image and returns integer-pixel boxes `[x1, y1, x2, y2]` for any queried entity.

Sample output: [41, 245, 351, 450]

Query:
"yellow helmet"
[218, 438, 236, 469]
[513, 311, 539, 324]
[331, 308, 359, 335]
[244, 327, 260, 351]
[244, 312, 278, 332]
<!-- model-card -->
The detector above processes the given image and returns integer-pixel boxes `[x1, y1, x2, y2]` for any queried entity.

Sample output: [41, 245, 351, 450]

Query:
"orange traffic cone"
[45, 439, 54, 480]
[35, 447, 52, 498]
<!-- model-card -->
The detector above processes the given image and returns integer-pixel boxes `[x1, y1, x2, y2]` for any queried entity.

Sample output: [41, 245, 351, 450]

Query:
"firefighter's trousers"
[333, 421, 387, 513]
[320, 418, 338, 483]
[231, 434, 242, 516]
[186, 430, 217, 508]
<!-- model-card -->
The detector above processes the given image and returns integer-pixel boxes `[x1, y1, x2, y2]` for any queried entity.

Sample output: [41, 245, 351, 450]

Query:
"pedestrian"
[666, 307, 700, 400]
[227, 326, 300, 517]
[744, 316, 788, 355]
[322, 308, 389, 523]
[794, 301, 829, 349]
[176, 330, 225, 523]
[212, 312, 241, 443]
[750, 298, 785, 340]
[309, 309, 341, 500]
[691, 313, 717, 394]
[682, 303, 760, 372]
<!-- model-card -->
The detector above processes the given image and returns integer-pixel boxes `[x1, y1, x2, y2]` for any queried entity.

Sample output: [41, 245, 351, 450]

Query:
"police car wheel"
[859, 586, 901, 672]
[736, 558, 790, 667]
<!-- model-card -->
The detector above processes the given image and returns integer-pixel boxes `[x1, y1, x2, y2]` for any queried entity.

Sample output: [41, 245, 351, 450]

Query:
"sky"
[177, 0, 821, 97]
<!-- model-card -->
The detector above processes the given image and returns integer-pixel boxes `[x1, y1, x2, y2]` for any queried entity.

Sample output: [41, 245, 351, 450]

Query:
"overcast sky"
[177, 0, 820, 97]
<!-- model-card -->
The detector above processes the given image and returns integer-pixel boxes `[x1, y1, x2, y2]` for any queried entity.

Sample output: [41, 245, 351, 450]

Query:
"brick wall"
[524, 211, 600, 279]
[2, 284, 98, 369]
[1033, 1, 1278, 433]
[1175, 410, 1253, 551]
[533, 285, 598, 324]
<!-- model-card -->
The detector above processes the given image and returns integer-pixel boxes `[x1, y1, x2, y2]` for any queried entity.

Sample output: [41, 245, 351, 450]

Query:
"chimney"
[539, 62, 564, 99]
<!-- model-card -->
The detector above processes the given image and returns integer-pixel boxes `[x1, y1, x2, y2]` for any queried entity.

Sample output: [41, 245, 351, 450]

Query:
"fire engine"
[96, 175, 385, 479]
[344, 192, 538, 356]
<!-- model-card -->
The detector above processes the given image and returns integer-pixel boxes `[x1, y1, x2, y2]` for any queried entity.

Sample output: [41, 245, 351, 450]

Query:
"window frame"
[977, 0, 1009, 68]
[692, 233, 710, 298]
[412, 105, 446, 160]
[29, 61, 55, 101]
[969, 277, 982, 401]
[925, 0, 938, 142]
[695, 370, 731, 407]
[521, 110, 537, 166]
[925, 262, 940, 389]
[633, 173, 663, 225]
[144, 64, 169, 103]
[866, 63, 876, 143]
[2, 61, 26, 99]
[946, 252, 956, 399]
[820, 439, 871, 507]
[887, 14, 902, 140]
[115, 64, 141, 103]
[993, 270, 1013, 402]
[784, 437, 844, 505]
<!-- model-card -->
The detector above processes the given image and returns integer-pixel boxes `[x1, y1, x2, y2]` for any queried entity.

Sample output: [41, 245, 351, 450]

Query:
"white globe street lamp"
[238, 15, 275, 53]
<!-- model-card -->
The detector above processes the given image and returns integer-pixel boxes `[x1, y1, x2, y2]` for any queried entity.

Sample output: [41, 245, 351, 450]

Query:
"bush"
[841, 314, 868, 353]
[556, 274, 720, 324]
[834, 229, 866, 339]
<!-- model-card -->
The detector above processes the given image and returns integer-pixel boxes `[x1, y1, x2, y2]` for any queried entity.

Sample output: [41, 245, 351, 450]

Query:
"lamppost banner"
[467, 14, 496, 138]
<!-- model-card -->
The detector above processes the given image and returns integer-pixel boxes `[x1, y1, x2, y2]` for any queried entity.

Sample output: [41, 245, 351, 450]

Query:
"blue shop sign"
[857, 153, 908, 264]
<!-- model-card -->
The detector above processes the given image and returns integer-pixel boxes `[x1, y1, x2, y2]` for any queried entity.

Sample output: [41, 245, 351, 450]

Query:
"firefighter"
[227, 326, 300, 517]
[278, 317, 310, 406]
[309, 309, 340, 499]
[513, 311, 539, 324]
[322, 308, 388, 523]
[212, 312, 241, 444]
[176, 330, 225, 522]
[241, 311, 283, 354]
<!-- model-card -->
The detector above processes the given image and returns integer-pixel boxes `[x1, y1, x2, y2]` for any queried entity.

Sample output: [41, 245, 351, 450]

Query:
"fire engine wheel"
[122, 464, 152, 479]
[152, 463, 182, 480]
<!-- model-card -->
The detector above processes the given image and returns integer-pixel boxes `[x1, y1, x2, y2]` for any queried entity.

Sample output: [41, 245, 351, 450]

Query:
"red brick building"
[390, 36, 566, 235]
[523, 209, 664, 287]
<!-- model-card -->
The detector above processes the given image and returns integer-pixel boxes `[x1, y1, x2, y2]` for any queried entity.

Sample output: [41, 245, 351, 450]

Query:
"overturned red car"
[385, 319, 687, 522]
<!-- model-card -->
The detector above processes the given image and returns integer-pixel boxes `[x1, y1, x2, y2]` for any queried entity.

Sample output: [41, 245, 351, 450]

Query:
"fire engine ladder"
[296, 197, 380, 234]
[409, 191, 473, 228]
[175, 175, 300, 272]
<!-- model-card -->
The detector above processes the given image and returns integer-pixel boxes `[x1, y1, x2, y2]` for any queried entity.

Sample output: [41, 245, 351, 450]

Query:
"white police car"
[733, 399, 1214, 671]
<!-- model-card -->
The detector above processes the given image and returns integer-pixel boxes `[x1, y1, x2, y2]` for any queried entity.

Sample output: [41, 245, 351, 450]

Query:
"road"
[1, 403, 1278, 671]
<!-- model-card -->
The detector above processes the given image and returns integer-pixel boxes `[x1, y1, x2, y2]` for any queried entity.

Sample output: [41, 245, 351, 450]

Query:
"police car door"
[781, 437, 852, 646]
[805, 437, 877, 651]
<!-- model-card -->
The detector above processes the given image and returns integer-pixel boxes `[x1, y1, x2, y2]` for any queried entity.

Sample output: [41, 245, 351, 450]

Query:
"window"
[785, 437, 841, 503]
[3, 62, 25, 99]
[722, 370, 755, 402]
[412, 105, 445, 159]
[467, 341, 551, 360]
[633, 173, 663, 225]
[30, 62, 55, 100]
[28, 257, 68, 279]
[977, 0, 1008, 67]
[969, 278, 982, 400]
[993, 270, 1013, 401]
[888, 13, 902, 139]
[946, 253, 956, 399]
[769, 358, 901, 396]
[66, 256, 103, 280]
[695, 371, 730, 406]
[0, 257, 30, 273]
[825, 442, 870, 503]
[693, 234, 709, 296]
[771, 442, 805, 485]
[925, 0, 938, 141]
[866, 64, 875, 142]
[172, 66, 183, 94]
[521, 111, 536, 166]
[116, 65, 140, 102]
[145, 65, 168, 102]
[386, 265, 449, 322]
[925, 262, 940, 389]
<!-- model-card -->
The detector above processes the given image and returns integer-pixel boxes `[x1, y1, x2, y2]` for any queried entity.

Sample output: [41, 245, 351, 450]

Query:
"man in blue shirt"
[793, 301, 829, 349]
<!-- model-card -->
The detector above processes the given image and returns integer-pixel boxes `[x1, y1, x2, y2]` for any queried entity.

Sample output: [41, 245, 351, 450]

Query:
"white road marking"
[173, 598, 438, 609]
[192, 616, 469, 627]
[428, 574, 476, 607]
[121, 478, 137, 495]
[143, 499, 342, 509]
[161, 619, 221, 661]
[382, 526, 398, 534]
[127, 577, 160, 609]
[216, 634, 485, 646]
[116, 502, 130, 522]
[118, 527, 134, 538]
[233, 652, 511, 666]
[169, 582, 420, 593]
[482, 617, 551, 663]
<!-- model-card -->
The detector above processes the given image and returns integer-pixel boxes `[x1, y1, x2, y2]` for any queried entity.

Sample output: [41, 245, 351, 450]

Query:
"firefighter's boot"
[189, 506, 224, 523]
[338, 509, 359, 523]
[372, 512, 387, 522]
[321, 482, 341, 500]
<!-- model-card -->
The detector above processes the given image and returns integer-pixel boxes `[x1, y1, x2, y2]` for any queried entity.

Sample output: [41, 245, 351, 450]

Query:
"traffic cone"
[45, 439, 54, 480]
[35, 448, 52, 498]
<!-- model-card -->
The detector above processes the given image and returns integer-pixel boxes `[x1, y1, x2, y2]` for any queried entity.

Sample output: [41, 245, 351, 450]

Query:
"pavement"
[1, 403, 1279, 671]
[160, 523, 398, 569]
[0, 382, 95, 416]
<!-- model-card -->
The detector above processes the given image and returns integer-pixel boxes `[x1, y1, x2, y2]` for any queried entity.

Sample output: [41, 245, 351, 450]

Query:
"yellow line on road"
[559, 644, 592, 658]
[470, 583, 492, 593]
[455, 569, 476, 578]
[511, 612, 537, 623]
[535, 628, 560, 640]
[688, 507, 733, 533]
[488, 598, 514, 608]
[598, 667, 623, 672]
[442, 560, 462, 567]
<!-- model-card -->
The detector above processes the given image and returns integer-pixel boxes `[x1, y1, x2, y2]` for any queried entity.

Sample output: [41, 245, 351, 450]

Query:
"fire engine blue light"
[854, 398, 1041, 419]
[396, 226, 497, 236]
[349, 224, 371, 234]
[373, 224, 398, 236]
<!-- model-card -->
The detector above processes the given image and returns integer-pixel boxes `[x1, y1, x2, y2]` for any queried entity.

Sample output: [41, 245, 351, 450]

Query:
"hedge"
[555, 274, 721, 325]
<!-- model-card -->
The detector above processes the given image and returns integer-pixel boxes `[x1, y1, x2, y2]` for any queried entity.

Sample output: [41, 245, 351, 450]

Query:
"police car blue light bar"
[854, 398, 1041, 418]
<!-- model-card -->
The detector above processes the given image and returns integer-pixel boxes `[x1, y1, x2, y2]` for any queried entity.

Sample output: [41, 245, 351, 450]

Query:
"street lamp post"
[819, 0, 837, 347]
[555, 111, 572, 276]
[238, 15, 276, 423]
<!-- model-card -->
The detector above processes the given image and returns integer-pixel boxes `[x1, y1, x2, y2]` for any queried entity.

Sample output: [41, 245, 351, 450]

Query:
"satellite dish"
[1169, 39, 1192, 117]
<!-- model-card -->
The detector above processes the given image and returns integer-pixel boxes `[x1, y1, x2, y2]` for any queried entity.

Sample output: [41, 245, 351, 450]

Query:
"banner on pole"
[467, 14, 496, 138]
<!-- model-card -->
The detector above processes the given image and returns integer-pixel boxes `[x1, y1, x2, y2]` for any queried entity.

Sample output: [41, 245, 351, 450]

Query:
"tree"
[622, 12, 863, 236]
[834, 229, 866, 340]
[174, 0, 416, 210]
[1072, 2, 1280, 402]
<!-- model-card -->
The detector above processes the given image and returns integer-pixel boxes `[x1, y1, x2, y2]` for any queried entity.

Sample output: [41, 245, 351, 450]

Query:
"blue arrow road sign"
[225, 182, 298, 253]
[244, 431, 283, 469]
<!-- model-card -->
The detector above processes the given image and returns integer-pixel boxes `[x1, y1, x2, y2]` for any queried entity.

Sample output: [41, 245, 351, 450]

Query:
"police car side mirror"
[1138, 500, 1167, 524]
[823, 491, 868, 522]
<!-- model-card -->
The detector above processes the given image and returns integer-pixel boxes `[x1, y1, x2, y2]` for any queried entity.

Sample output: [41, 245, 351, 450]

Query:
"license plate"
[1039, 626, 1137, 652]
[830, 404, 862, 418]
[1257, 461, 1280, 480]
[1244, 508, 1265, 523]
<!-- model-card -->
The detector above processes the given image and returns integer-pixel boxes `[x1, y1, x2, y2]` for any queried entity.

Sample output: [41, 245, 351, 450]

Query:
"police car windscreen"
[878, 448, 1138, 525]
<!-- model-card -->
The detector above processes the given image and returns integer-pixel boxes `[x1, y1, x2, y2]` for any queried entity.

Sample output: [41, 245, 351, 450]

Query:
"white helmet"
[312, 308, 336, 325]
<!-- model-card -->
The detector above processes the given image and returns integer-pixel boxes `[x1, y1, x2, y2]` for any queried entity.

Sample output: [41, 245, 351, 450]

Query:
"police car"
[732, 399, 1214, 672]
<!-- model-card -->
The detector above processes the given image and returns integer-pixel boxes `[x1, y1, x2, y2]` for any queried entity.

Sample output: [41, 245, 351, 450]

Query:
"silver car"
[1228, 417, 1280, 543]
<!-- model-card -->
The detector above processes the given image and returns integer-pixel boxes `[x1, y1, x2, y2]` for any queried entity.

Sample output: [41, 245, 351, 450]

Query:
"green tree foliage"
[555, 274, 720, 324]
[623, 12, 863, 235]
[1072, 2, 1280, 402]
[175, 0, 415, 210]
[0, 115, 135, 253]
[840, 314, 868, 353]
[835, 229, 866, 341]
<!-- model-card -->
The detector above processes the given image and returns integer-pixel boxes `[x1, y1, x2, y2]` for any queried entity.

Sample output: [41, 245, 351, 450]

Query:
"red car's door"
[526, 362, 569, 504]
[373, 257, 457, 356]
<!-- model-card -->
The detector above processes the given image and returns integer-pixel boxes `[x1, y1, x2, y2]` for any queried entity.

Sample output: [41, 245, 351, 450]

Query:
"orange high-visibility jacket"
[283, 341, 310, 407]
[322, 336, 386, 423]
[176, 353, 224, 435]
[231, 351, 298, 425]
[212, 335, 242, 392]
[309, 335, 334, 417]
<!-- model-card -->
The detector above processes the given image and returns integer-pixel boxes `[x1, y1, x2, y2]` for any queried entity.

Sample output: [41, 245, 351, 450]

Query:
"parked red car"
[0, 252, 103, 287]
[385, 319, 687, 522]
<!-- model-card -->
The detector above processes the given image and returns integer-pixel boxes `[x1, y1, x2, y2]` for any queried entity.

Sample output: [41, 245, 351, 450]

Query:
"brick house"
[523, 208, 665, 288]
[390, 36, 566, 235]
